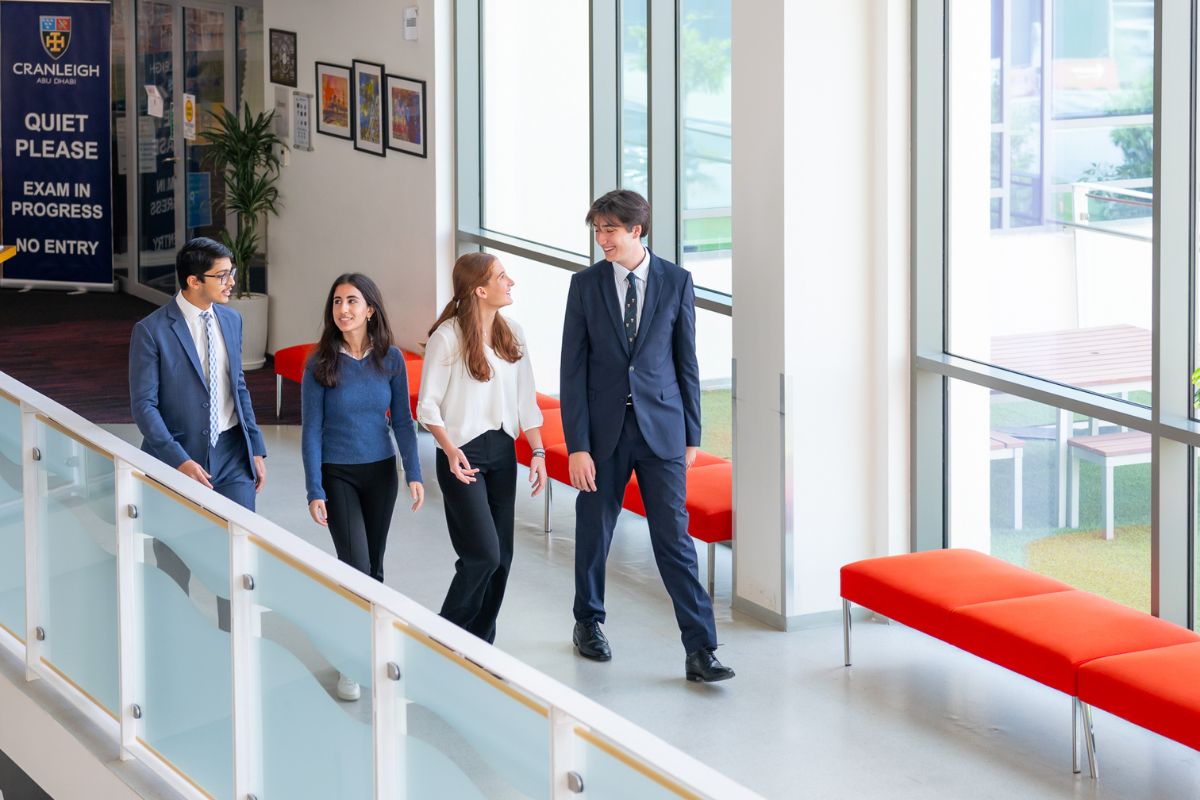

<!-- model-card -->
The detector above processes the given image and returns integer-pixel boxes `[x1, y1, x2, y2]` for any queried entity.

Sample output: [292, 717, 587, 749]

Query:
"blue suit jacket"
[560, 250, 701, 462]
[129, 298, 266, 472]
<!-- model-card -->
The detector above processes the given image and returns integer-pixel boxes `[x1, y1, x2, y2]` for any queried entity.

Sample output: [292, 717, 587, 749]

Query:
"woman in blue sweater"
[301, 272, 425, 586]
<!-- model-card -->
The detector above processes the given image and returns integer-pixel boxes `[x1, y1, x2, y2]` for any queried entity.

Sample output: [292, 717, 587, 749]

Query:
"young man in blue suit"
[129, 237, 267, 510]
[561, 190, 733, 682]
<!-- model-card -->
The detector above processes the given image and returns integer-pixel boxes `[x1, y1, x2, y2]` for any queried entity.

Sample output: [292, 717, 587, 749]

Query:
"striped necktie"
[200, 311, 220, 447]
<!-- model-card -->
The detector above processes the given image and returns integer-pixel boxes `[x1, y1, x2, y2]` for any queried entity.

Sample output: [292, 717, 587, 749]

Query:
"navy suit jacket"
[560, 250, 701, 463]
[129, 298, 266, 472]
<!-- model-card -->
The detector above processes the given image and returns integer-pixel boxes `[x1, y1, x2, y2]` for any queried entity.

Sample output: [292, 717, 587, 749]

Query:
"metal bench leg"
[1069, 448, 1080, 528]
[1012, 448, 1023, 530]
[706, 543, 715, 599]
[275, 375, 282, 418]
[1104, 462, 1115, 540]
[543, 478, 552, 533]
[842, 599, 852, 667]
[1082, 701, 1099, 779]
[1072, 697, 1081, 774]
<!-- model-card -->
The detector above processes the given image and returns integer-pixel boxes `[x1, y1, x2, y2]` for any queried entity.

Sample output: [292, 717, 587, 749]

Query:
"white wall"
[263, 0, 454, 355]
[731, 1, 910, 623]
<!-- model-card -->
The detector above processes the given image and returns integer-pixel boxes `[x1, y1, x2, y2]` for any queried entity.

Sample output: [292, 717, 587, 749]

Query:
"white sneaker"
[336, 673, 361, 701]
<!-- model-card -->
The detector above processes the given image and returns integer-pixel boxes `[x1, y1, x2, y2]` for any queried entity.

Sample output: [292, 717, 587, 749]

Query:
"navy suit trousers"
[573, 407, 717, 654]
[205, 425, 256, 510]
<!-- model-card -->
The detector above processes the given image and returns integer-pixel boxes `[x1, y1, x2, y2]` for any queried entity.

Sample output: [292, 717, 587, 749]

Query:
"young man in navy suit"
[129, 237, 267, 509]
[560, 190, 733, 682]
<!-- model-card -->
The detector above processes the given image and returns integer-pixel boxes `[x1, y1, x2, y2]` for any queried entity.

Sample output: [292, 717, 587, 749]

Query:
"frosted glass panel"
[0, 395, 23, 641]
[38, 421, 118, 716]
[254, 539, 373, 800]
[401, 628, 549, 798]
[139, 478, 233, 800]
[574, 731, 683, 799]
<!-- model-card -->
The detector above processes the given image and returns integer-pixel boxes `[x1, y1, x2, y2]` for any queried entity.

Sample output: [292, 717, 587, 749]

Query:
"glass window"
[696, 306, 731, 458]
[621, 0, 648, 197]
[679, 0, 730, 293]
[948, 379, 1151, 612]
[481, 0, 590, 255]
[482, 249, 571, 394]
[948, 3, 1154, 405]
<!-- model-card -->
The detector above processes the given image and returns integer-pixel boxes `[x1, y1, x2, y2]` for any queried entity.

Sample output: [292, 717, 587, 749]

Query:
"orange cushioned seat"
[840, 549, 1073, 643]
[622, 459, 732, 543]
[544, 443, 572, 484]
[1078, 641, 1200, 752]
[515, 408, 565, 465]
[401, 350, 422, 419]
[273, 343, 317, 416]
[951, 590, 1200, 694]
[536, 392, 560, 410]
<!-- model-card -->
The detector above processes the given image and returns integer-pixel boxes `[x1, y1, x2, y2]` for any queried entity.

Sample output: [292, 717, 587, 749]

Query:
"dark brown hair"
[585, 189, 651, 240]
[427, 253, 522, 382]
[310, 273, 395, 388]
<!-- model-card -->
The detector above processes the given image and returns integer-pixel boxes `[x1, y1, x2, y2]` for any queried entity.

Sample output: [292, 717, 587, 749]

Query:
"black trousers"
[436, 429, 517, 644]
[322, 457, 399, 582]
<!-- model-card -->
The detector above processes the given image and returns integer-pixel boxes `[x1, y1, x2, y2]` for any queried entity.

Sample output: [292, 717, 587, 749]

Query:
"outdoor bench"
[840, 548, 1200, 779]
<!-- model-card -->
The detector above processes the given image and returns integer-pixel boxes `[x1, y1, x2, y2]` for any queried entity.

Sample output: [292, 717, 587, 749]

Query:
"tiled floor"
[103, 423, 1200, 799]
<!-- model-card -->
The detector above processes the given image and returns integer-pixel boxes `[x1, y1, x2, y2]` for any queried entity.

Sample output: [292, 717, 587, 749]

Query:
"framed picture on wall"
[315, 61, 353, 140]
[268, 29, 297, 87]
[385, 74, 426, 158]
[352, 59, 386, 157]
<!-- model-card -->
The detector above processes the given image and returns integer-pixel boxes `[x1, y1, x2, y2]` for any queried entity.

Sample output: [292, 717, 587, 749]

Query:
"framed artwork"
[352, 59, 386, 157]
[315, 61, 352, 140]
[268, 29, 297, 87]
[385, 74, 427, 158]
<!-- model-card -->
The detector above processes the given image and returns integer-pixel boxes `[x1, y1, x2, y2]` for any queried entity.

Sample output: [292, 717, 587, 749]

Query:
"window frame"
[911, 0, 1195, 626]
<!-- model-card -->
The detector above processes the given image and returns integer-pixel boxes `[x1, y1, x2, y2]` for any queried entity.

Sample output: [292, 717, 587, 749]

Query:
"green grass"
[988, 396, 1154, 612]
[683, 217, 732, 253]
[700, 388, 732, 459]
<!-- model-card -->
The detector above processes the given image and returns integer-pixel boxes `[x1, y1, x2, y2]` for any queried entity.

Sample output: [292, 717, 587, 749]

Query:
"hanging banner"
[0, 0, 113, 288]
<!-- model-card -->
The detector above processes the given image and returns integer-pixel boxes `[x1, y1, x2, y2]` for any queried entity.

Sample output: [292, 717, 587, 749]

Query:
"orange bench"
[273, 344, 422, 419]
[517, 400, 732, 597]
[841, 549, 1199, 778]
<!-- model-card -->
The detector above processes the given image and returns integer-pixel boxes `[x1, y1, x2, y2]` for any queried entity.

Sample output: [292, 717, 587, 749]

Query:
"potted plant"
[205, 102, 287, 370]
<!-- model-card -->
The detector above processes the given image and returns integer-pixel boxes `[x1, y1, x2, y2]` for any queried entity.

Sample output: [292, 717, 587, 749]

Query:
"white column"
[731, 2, 911, 627]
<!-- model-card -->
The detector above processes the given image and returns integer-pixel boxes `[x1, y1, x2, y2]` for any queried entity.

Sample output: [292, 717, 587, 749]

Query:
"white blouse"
[417, 317, 544, 449]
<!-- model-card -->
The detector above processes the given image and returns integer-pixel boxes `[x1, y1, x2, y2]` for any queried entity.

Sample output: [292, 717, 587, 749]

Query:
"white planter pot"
[228, 293, 269, 370]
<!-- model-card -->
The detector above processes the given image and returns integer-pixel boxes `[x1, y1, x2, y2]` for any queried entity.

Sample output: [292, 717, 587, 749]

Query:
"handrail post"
[114, 459, 144, 761]
[373, 605, 406, 800]
[21, 402, 44, 682]
[230, 524, 263, 800]
[550, 706, 578, 799]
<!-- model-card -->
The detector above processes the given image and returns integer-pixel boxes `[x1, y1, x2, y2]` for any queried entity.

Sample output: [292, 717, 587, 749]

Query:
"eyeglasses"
[199, 267, 238, 285]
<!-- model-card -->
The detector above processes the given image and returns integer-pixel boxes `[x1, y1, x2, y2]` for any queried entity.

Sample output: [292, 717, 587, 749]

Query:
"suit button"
[202, 402, 210, 409]
[629, 366, 635, 372]
[203, 428, 210, 436]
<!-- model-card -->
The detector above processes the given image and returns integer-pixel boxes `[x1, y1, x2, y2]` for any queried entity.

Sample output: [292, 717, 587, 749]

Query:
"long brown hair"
[310, 273, 396, 387]
[427, 253, 522, 382]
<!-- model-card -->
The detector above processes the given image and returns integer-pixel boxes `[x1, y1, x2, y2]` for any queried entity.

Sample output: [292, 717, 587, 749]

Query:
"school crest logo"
[40, 16, 71, 60]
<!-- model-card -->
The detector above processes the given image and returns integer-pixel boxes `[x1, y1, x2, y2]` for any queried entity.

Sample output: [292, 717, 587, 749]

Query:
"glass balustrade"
[0, 373, 749, 800]
[0, 392, 24, 641]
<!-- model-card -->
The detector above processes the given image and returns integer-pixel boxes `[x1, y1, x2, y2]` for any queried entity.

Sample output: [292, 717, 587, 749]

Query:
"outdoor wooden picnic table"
[990, 324, 1150, 528]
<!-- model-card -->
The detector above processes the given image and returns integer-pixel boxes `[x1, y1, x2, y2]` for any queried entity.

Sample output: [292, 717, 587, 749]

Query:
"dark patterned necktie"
[624, 273, 638, 348]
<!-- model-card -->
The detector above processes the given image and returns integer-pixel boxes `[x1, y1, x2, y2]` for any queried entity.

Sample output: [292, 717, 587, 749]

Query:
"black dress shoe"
[573, 621, 612, 661]
[685, 649, 735, 682]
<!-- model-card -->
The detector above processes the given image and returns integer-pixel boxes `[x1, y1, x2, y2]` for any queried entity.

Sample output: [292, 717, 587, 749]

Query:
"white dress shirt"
[175, 293, 237, 433]
[417, 317, 543, 449]
[611, 247, 650, 333]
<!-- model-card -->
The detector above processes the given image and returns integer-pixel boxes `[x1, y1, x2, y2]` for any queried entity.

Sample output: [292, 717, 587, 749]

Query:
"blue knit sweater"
[301, 346, 423, 502]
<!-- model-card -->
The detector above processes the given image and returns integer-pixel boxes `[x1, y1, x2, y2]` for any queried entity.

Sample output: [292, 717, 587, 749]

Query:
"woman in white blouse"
[417, 252, 547, 643]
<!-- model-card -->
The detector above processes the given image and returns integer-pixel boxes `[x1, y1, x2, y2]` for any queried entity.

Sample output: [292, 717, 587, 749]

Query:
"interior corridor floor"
[102, 422, 1200, 800]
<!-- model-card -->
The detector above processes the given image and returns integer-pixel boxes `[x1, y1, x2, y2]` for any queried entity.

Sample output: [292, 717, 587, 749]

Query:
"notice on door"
[0, 1, 113, 287]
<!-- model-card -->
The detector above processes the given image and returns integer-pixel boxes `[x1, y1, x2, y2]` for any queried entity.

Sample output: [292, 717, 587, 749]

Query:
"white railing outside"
[0, 371, 757, 800]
